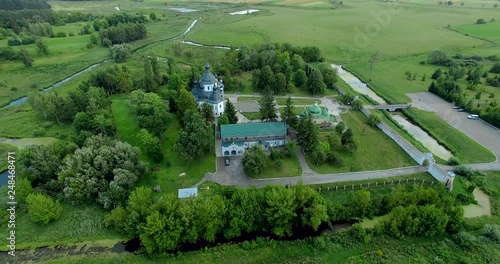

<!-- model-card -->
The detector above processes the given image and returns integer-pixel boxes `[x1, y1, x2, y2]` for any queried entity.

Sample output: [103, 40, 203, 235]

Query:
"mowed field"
[185, 1, 498, 61]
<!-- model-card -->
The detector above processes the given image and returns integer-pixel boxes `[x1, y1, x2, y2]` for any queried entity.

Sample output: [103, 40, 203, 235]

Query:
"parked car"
[452, 106, 460, 109]
[457, 109, 466, 112]
[447, 171, 456, 177]
[224, 158, 230, 166]
[467, 114, 479, 120]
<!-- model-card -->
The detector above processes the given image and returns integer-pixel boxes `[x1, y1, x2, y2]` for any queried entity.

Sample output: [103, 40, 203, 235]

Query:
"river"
[391, 115, 452, 160]
[4, 63, 102, 108]
[331, 64, 386, 104]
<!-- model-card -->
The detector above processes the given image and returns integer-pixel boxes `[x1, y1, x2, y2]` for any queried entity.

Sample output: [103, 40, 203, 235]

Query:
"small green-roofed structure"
[221, 122, 286, 138]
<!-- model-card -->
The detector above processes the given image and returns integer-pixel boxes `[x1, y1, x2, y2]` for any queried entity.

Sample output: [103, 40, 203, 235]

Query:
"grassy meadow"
[307, 111, 417, 173]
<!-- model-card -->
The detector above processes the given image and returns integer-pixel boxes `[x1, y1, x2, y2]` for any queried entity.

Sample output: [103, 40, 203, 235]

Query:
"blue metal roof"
[178, 188, 198, 198]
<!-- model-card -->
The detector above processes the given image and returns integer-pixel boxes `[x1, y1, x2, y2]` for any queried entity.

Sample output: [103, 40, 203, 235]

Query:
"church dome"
[309, 102, 321, 114]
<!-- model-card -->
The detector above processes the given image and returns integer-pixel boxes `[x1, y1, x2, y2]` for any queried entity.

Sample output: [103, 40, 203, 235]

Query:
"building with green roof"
[299, 101, 336, 126]
[220, 122, 286, 156]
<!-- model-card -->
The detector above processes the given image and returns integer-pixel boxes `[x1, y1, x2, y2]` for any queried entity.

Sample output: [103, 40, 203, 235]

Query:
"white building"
[191, 64, 225, 116]
[220, 122, 287, 156]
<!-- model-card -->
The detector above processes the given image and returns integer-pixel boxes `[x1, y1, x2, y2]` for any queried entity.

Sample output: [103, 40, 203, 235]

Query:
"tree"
[368, 112, 381, 126]
[137, 129, 163, 162]
[176, 89, 198, 127]
[224, 99, 238, 124]
[476, 18, 486, 24]
[318, 63, 338, 89]
[258, 88, 278, 122]
[431, 68, 442, 79]
[200, 102, 215, 124]
[282, 96, 298, 128]
[291, 54, 305, 71]
[297, 113, 318, 151]
[490, 62, 500, 73]
[427, 50, 453, 66]
[90, 33, 98, 45]
[306, 69, 326, 95]
[335, 121, 346, 135]
[312, 141, 329, 164]
[59, 136, 147, 209]
[242, 145, 267, 177]
[167, 73, 184, 91]
[111, 44, 131, 63]
[293, 69, 307, 88]
[265, 186, 297, 237]
[26, 193, 63, 225]
[149, 12, 157, 20]
[256, 65, 274, 90]
[129, 90, 170, 137]
[273, 72, 287, 94]
[369, 50, 380, 70]
[172, 43, 183, 56]
[218, 113, 229, 127]
[175, 110, 214, 161]
[341, 128, 357, 152]
[18, 47, 33, 68]
[36, 39, 49, 55]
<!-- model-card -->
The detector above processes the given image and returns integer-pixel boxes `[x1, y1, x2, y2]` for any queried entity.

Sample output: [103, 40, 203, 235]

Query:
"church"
[191, 63, 225, 116]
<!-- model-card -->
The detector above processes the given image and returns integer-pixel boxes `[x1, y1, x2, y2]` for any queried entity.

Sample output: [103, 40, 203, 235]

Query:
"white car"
[467, 115, 479, 120]
[447, 171, 455, 177]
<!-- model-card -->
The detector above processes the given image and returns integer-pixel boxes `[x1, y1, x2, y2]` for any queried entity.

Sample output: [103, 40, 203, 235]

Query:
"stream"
[391, 115, 452, 160]
[331, 64, 386, 104]
[4, 63, 102, 108]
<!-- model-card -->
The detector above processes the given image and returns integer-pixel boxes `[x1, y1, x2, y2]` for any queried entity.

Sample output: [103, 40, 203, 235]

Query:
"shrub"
[55, 32, 67, 37]
[10, 87, 17, 91]
[476, 18, 486, 24]
[482, 224, 500, 243]
[26, 193, 63, 225]
[69, 33, 75, 37]
[452, 231, 478, 249]
[32, 128, 46, 137]
[447, 156, 460, 165]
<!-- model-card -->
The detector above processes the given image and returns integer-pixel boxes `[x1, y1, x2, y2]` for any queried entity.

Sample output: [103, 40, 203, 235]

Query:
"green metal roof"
[221, 122, 286, 138]
[310, 104, 321, 114]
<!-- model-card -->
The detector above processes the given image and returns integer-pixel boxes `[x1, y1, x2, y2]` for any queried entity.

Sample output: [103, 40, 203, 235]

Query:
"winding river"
[331, 64, 386, 104]
[4, 63, 102, 108]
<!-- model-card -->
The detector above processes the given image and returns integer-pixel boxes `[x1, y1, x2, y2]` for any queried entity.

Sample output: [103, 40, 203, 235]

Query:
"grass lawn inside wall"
[111, 99, 215, 195]
[250, 155, 302, 179]
[307, 111, 417, 174]
[405, 108, 496, 163]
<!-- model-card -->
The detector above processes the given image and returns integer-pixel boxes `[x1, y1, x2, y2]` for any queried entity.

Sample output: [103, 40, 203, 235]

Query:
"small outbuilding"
[178, 188, 198, 199]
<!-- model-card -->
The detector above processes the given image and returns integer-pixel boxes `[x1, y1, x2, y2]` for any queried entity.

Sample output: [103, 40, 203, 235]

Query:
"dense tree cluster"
[129, 90, 170, 137]
[428, 69, 500, 128]
[83, 65, 133, 95]
[99, 23, 147, 45]
[105, 182, 463, 255]
[59, 135, 148, 209]
[106, 183, 329, 254]
[93, 13, 146, 31]
[19, 141, 77, 196]
[175, 109, 214, 161]
[0, 0, 50, 10]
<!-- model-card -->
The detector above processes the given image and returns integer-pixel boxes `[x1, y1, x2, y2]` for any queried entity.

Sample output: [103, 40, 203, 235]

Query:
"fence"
[315, 178, 435, 193]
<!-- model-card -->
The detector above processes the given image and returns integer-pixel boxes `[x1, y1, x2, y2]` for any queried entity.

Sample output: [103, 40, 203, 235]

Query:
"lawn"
[237, 96, 261, 102]
[241, 111, 261, 120]
[111, 100, 215, 195]
[405, 108, 496, 163]
[307, 111, 417, 173]
[250, 156, 302, 179]
[453, 20, 500, 43]
[276, 98, 317, 105]
[0, 104, 74, 138]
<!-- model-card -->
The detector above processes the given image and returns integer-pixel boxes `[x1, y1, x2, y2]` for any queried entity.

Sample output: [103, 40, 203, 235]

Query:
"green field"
[237, 96, 261, 102]
[453, 20, 500, 42]
[307, 111, 417, 173]
[405, 108, 496, 163]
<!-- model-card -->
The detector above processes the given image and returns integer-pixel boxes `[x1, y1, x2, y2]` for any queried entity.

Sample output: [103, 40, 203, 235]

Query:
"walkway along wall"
[359, 107, 452, 185]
